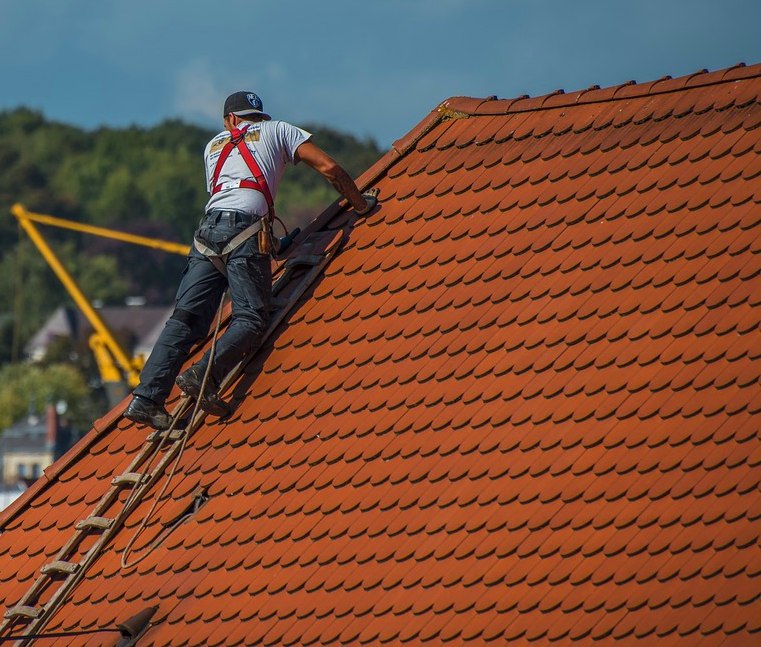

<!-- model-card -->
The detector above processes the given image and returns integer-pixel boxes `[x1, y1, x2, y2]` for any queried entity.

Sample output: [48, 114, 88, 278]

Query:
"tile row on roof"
[0, 62, 759, 645]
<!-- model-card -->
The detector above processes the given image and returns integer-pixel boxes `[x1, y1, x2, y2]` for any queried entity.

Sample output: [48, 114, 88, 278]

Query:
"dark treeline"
[0, 108, 382, 364]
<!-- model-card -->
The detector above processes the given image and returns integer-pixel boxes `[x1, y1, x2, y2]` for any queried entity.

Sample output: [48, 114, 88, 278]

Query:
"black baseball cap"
[223, 91, 272, 120]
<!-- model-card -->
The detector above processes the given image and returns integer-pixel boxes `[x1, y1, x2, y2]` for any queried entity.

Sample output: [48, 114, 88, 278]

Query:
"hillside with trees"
[0, 107, 382, 364]
[0, 108, 381, 430]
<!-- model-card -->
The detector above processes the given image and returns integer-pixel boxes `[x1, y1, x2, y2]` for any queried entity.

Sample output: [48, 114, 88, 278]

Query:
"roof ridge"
[440, 61, 761, 117]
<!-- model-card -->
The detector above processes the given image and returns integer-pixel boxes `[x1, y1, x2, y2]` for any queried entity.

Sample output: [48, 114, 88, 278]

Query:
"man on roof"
[125, 90, 378, 430]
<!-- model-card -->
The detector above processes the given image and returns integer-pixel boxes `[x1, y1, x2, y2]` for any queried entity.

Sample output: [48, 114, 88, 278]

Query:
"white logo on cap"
[246, 93, 262, 110]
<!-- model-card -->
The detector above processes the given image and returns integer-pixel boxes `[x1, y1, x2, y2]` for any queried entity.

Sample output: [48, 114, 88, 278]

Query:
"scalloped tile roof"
[1, 63, 760, 645]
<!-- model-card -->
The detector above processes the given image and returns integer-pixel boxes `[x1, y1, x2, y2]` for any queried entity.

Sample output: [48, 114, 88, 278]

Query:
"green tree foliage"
[0, 107, 382, 368]
[0, 362, 92, 431]
[74, 254, 130, 304]
[0, 239, 130, 363]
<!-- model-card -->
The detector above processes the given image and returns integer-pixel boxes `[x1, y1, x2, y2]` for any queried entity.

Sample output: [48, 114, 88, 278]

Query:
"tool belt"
[194, 209, 272, 275]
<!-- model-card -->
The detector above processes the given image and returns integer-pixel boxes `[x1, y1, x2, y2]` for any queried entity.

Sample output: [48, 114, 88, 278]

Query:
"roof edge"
[443, 61, 761, 117]
[0, 398, 126, 529]
[0, 106, 448, 527]
[296, 107, 444, 241]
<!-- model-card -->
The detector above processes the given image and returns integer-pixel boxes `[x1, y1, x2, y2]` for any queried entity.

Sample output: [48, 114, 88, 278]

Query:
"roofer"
[125, 91, 378, 430]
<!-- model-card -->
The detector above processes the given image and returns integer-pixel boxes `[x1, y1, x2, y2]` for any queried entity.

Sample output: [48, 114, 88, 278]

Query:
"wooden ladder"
[0, 230, 343, 644]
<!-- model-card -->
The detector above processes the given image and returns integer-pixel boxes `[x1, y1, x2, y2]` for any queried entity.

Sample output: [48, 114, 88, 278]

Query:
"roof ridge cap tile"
[462, 61, 761, 117]
[437, 95, 502, 117]
[721, 61, 752, 80]
[391, 107, 443, 156]
[539, 89, 566, 108]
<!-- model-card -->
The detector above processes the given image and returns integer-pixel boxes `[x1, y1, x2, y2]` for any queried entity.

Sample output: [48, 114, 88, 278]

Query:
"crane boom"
[11, 203, 189, 391]
[12, 206, 190, 255]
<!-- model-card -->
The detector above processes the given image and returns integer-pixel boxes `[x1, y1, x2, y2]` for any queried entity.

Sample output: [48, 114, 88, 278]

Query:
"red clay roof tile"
[1, 62, 760, 645]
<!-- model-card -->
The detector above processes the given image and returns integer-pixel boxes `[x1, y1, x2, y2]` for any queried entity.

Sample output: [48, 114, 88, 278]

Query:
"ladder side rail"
[15, 400, 203, 644]
[5, 231, 344, 642]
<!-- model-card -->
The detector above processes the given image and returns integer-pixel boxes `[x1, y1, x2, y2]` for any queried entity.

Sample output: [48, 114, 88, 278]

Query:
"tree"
[74, 254, 130, 305]
[0, 362, 92, 431]
[92, 166, 150, 225]
[0, 107, 383, 364]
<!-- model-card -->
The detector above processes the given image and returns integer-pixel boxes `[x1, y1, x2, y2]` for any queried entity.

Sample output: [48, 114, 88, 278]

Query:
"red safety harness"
[195, 124, 277, 273]
[210, 124, 273, 211]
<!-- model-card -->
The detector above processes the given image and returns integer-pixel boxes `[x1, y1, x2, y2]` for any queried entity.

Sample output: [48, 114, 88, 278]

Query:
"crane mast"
[11, 203, 189, 404]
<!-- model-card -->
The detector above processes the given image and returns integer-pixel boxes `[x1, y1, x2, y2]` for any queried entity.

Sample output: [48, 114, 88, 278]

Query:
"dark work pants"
[134, 215, 271, 405]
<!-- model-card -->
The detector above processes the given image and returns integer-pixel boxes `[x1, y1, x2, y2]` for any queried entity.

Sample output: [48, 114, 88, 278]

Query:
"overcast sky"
[1, 0, 759, 146]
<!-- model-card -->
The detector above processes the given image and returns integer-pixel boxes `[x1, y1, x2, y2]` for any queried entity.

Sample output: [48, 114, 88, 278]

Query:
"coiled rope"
[120, 291, 227, 570]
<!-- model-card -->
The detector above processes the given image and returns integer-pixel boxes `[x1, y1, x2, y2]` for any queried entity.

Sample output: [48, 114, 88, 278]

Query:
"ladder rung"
[4, 606, 42, 620]
[76, 516, 113, 531]
[147, 429, 184, 443]
[41, 560, 78, 575]
[112, 472, 144, 486]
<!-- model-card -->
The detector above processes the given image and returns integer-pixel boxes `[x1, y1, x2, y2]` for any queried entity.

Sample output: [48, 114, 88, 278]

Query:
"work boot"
[176, 365, 229, 417]
[124, 396, 172, 430]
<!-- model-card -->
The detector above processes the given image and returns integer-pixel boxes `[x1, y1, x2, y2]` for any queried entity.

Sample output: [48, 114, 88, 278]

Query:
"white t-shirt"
[203, 120, 311, 215]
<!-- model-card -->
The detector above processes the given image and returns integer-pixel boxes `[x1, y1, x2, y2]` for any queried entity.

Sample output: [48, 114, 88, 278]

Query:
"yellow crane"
[11, 203, 190, 401]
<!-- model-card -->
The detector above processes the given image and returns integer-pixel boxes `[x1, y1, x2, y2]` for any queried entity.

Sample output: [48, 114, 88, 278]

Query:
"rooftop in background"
[26, 304, 172, 362]
[0, 62, 759, 644]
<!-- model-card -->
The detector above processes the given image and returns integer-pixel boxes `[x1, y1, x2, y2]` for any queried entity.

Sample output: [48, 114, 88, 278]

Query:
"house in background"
[0, 485, 25, 514]
[0, 405, 74, 510]
[25, 303, 172, 364]
[0, 63, 759, 644]
[0, 413, 49, 487]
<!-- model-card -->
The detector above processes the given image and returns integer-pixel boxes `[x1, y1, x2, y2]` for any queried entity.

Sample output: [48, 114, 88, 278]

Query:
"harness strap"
[210, 126, 273, 210]
[206, 255, 228, 277]
[202, 124, 277, 267]
[193, 220, 262, 276]
[210, 140, 235, 193]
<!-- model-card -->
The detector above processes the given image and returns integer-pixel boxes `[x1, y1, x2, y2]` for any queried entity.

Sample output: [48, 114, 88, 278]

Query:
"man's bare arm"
[295, 141, 376, 214]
